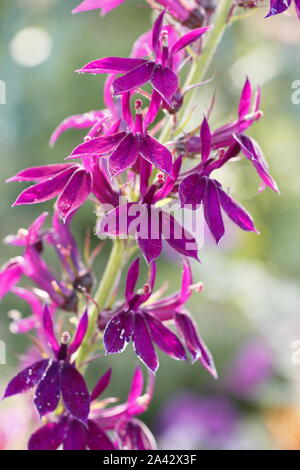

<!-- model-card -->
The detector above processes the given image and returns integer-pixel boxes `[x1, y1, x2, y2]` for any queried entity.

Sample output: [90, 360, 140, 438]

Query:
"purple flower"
[77, 11, 212, 104]
[69, 99, 173, 178]
[266, 0, 300, 18]
[28, 367, 155, 450]
[102, 258, 187, 372]
[147, 0, 208, 28]
[4, 306, 90, 423]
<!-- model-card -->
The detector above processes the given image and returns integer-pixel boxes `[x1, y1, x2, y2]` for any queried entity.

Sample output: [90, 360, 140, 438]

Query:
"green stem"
[160, 0, 232, 143]
[76, 239, 125, 365]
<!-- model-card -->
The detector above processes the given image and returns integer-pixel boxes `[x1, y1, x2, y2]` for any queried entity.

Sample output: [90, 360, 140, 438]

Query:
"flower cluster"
[2, 0, 282, 451]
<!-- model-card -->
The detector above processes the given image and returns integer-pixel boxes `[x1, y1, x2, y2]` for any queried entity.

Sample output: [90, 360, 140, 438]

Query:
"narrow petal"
[218, 185, 257, 233]
[13, 167, 76, 206]
[170, 26, 213, 56]
[174, 312, 217, 378]
[91, 369, 112, 402]
[28, 422, 64, 450]
[77, 57, 146, 74]
[34, 361, 61, 417]
[139, 134, 173, 176]
[103, 311, 134, 354]
[179, 174, 207, 209]
[127, 367, 144, 404]
[238, 78, 252, 120]
[69, 132, 126, 158]
[125, 258, 140, 303]
[200, 117, 211, 163]
[234, 134, 279, 192]
[137, 234, 162, 264]
[152, 9, 165, 57]
[50, 111, 104, 146]
[145, 312, 187, 361]
[7, 164, 76, 183]
[204, 179, 224, 243]
[85, 420, 115, 450]
[113, 62, 155, 95]
[117, 419, 156, 450]
[56, 169, 92, 220]
[265, 0, 291, 17]
[3, 360, 49, 398]
[150, 65, 178, 104]
[63, 420, 86, 450]
[108, 133, 139, 178]
[162, 211, 199, 260]
[61, 363, 90, 422]
[42, 304, 60, 355]
[133, 313, 158, 373]
[0, 260, 23, 299]
[68, 310, 89, 355]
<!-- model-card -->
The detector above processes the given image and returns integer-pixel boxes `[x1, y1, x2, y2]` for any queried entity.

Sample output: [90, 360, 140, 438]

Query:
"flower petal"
[238, 78, 252, 120]
[108, 133, 139, 178]
[103, 311, 134, 354]
[170, 26, 213, 56]
[56, 169, 92, 220]
[218, 185, 257, 233]
[28, 422, 64, 450]
[91, 369, 112, 402]
[200, 116, 211, 163]
[265, 0, 291, 17]
[150, 65, 178, 104]
[7, 164, 76, 182]
[42, 304, 60, 355]
[61, 363, 90, 422]
[133, 313, 158, 373]
[68, 310, 89, 356]
[125, 258, 140, 303]
[139, 134, 173, 176]
[50, 111, 105, 146]
[85, 420, 115, 450]
[203, 179, 224, 243]
[77, 57, 146, 74]
[144, 312, 187, 361]
[137, 234, 162, 264]
[63, 420, 86, 450]
[34, 361, 61, 417]
[69, 132, 126, 158]
[3, 360, 49, 398]
[113, 62, 155, 95]
[179, 174, 207, 209]
[162, 211, 199, 260]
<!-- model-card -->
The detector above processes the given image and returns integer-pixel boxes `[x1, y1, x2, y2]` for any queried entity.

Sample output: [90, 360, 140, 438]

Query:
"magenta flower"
[77, 11, 212, 104]
[70, 99, 173, 178]
[102, 258, 187, 372]
[266, 0, 300, 18]
[4, 306, 90, 423]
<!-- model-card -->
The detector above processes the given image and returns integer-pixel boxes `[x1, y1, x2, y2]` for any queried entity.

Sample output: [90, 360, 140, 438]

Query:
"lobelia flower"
[3, 306, 90, 423]
[146, 0, 215, 29]
[102, 257, 187, 372]
[28, 367, 156, 450]
[77, 10, 212, 104]
[69, 99, 173, 178]
[265, 0, 300, 18]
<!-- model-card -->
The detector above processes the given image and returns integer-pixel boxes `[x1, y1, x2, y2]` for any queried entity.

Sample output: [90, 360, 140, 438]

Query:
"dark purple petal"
[150, 65, 178, 104]
[238, 78, 252, 120]
[218, 185, 257, 233]
[69, 132, 126, 158]
[63, 420, 86, 450]
[133, 313, 158, 373]
[200, 117, 211, 163]
[108, 133, 139, 178]
[91, 369, 112, 402]
[61, 363, 90, 422]
[12, 167, 76, 206]
[234, 134, 279, 192]
[137, 234, 162, 264]
[85, 420, 115, 450]
[139, 134, 173, 176]
[42, 304, 60, 355]
[125, 258, 140, 303]
[162, 211, 199, 260]
[56, 169, 92, 220]
[144, 312, 187, 361]
[174, 312, 217, 378]
[7, 164, 76, 182]
[77, 57, 147, 74]
[265, 0, 291, 17]
[68, 310, 89, 355]
[34, 361, 61, 417]
[170, 26, 213, 56]
[179, 174, 207, 209]
[3, 360, 49, 398]
[103, 311, 134, 354]
[117, 419, 156, 450]
[204, 179, 224, 243]
[113, 62, 155, 95]
[28, 422, 64, 450]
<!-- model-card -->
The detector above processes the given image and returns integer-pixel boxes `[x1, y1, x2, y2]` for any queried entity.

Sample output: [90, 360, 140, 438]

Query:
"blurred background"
[1, 0, 300, 450]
